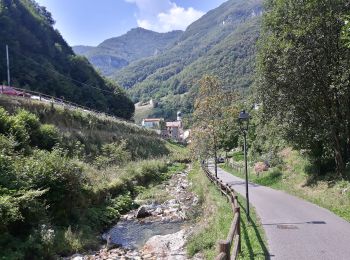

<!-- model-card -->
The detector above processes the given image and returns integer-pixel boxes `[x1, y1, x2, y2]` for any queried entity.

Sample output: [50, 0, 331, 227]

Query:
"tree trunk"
[214, 135, 218, 178]
[334, 133, 345, 176]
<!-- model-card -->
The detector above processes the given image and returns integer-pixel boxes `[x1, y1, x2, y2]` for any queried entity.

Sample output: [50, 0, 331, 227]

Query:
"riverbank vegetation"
[186, 163, 268, 259]
[0, 102, 187, 259]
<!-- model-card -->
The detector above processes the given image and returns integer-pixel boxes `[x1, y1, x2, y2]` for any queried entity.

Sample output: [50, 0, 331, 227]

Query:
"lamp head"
[238, 110, 250, 132]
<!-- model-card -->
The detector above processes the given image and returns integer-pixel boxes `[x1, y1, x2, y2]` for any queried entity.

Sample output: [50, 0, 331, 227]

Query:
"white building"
[141, 118, 164, 129]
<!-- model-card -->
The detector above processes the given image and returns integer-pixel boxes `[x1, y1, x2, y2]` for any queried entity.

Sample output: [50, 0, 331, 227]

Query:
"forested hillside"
[114, 0, 262, 118]
[73, 28, 183, 76]
[0, 0, 134, 119]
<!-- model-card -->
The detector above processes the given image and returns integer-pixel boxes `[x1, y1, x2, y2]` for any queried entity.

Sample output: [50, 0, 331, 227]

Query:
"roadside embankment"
[186, 163, 268, 260]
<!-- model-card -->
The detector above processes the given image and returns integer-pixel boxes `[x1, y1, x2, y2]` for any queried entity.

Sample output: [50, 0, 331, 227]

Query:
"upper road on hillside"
[208, 165, 350, 260]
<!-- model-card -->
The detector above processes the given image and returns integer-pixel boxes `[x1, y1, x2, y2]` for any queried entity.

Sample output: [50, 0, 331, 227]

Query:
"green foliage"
[0, 107, 59, 150]
[248, 108, 286, 166]
[94, 140, 131, 169]
[191, 75, 239, 161]
[0, 0, 134, 119]
[0, 96, 170, 160]
[341, 15, 350, 48]
[17, 148, 85, 224]
[257, 0, 350, 174]
[38, 124, 60, 150]
[11, 109, 40, 147]
[231, 151, 244, 162]
[186, 163, 268, 259]
[106, 0, 262, 120]
[0, 103, 187, 258]
[186, 163, 232, 259]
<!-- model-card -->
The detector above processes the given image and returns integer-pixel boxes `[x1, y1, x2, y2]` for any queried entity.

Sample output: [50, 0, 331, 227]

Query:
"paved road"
[208, 165, 350, 260]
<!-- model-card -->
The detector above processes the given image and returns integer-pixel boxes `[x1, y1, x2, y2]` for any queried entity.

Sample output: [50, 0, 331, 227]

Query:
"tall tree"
[218, 104, 240, 160]
[191, 75, 238, 174]
[257, 0, 350, 174]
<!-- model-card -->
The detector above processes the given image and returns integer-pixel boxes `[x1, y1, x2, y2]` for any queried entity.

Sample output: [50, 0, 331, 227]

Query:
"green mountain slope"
[114, 0, 262, 111]
[73, 28, 183, 76]
[0, 0, 134, 119]
[100, 0, 262, 119]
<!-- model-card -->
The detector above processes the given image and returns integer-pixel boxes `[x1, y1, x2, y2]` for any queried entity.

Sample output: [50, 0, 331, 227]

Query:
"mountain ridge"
[115, 0, 263, 119]
[73, 28, 183, 76]
[74, 0, 263, 119]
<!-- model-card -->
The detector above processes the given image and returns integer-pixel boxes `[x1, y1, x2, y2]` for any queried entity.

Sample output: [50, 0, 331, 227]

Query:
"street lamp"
[238, 110, 250, 220]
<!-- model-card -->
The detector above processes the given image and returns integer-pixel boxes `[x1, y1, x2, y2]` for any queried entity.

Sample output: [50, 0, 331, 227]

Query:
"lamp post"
[238, 110, 250, 220]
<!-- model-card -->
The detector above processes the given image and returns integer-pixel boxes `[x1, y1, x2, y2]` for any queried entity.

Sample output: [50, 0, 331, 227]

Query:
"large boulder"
[136, 205, 151, 218]
[142, 230, 188, 259]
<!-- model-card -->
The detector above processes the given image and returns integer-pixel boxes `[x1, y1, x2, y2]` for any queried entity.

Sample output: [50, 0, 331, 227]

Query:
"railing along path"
[201, 163, 241, 260]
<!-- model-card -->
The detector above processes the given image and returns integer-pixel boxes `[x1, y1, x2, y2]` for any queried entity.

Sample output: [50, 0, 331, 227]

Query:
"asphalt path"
[208, 164, 350, 260]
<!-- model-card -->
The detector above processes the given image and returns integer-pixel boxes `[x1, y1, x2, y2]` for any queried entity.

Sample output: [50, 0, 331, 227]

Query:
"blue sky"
[35, 0, 227, 46]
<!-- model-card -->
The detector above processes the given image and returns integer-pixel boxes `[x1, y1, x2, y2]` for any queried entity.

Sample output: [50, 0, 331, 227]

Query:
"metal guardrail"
[201, 162, 241, 260]
[0, 86, 132, 124]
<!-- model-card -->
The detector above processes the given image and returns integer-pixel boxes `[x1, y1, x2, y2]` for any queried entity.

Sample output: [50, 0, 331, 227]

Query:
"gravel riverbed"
[66, 166, 203, 260]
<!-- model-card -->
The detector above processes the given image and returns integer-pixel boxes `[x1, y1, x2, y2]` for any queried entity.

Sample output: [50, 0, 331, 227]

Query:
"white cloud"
[125, 0, 204, 32]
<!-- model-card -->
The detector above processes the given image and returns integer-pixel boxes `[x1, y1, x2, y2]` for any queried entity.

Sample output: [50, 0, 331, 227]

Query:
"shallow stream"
[104, 220, 185, 249]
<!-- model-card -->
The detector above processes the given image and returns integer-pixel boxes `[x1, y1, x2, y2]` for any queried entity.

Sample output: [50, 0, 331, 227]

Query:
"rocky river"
[67, 166, 203, 260]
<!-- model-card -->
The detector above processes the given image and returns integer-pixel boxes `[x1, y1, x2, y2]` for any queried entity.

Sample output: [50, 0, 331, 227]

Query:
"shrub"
[0, 107, 10, 133]
[12, 109, 41, 147]
[94, 140, 131, 169]
[16, 149, 86, 225]
[7, 116, 29, 149]
[38, 124, 60, 150]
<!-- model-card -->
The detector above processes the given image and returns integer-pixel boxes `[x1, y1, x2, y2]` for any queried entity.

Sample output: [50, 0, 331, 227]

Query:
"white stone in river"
[142, 229, 188, 260]
[71, 254, 84, 260]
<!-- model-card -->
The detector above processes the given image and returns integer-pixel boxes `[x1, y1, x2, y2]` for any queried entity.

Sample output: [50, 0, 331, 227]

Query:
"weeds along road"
[208, 164, 350, 260]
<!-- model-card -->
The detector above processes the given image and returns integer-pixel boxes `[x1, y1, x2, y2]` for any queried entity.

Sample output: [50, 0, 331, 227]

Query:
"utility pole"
[6, 45, 10, 86]
[238, 110, 251, 221]
[214, 134, 218, 178]
[243, 131, 250, 219]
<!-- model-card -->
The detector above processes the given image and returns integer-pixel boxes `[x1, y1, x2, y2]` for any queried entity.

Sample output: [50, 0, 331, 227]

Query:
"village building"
[142, 111, 188, 142]
[164, 111, 184, 142]
[166, 121, 182, 140]
[141, 118, 164, 129]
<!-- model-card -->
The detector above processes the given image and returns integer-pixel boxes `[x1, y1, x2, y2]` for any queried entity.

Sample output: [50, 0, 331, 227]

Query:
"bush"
[16, 149, 85, 225]
[7, 116, 29, 150]
[0, 107, 10, 133]
[38, 124, 60, 150]
[94, 140, 131, 169]
[12, 109, 41, 147]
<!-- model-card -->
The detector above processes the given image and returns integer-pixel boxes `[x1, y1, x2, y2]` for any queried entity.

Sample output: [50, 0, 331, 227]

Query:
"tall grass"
[186, 163, 268, 259]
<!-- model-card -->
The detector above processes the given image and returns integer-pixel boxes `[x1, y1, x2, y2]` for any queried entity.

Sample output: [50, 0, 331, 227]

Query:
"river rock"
[154, 207, 163, 215]
[136, 206, 151, 218]
[70, 254, 84, 260]
[141, 229, 188, 260]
